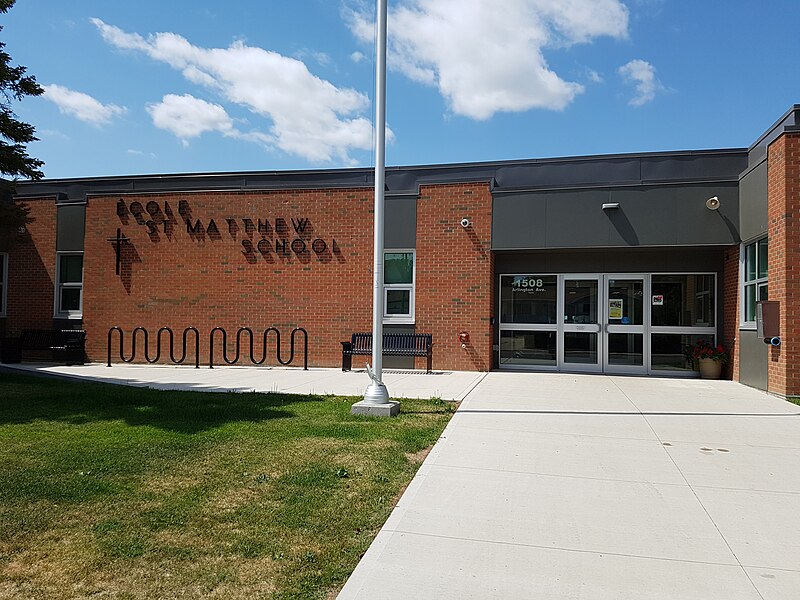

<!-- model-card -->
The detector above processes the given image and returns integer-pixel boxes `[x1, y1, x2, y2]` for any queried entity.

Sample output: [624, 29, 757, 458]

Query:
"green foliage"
[0, 0, 44, 184]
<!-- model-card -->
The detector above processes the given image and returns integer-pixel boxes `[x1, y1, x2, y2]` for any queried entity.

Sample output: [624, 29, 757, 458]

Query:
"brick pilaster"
[766, 132, 800, 396]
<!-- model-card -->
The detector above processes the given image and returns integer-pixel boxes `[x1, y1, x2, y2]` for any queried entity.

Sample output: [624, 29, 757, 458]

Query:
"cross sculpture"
[106, 228, 130, 275]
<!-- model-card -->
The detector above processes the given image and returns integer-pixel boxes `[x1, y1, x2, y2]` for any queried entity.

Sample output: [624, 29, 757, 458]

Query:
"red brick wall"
[5, 198, 57, 335]
[767, 133, 800, 396]
[722, 246, 739, 381]
[415, 182, 494, 371]
[83, 185, 494, 372]
[83, 189, 376, 367]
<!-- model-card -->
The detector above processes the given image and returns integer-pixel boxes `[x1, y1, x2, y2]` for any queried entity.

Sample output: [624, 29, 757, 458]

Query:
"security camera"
[460, 218, 471, 228]
[706, 196, 720, 211]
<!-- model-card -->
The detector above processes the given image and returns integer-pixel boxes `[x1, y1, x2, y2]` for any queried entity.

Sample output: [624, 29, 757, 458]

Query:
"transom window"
[383, 250, 415, 323]
[742, 237, 768, 325]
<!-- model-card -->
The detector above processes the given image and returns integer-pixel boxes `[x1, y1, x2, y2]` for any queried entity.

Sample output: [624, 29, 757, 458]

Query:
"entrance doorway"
[498, 273, 717, 375]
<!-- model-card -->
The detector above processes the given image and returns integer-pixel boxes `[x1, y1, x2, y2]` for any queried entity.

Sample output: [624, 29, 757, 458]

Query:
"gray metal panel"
[493, 184, 740, 250]
[739, 161, 768, 241]
[545, 190, 610, 247]
[57, 204, 85, 251]
[674, 184, 740, 245]
[608, 188, 677, 246]
[383, 324, 416, 369]
[641, 154, 747, 182]
[494, 158, 641, 189]
[492, 193, 547, 249]
[738, 329, 768, 391]
[16, 148, 749, 202]
[494, 247, 726, 274]
[384, 196, 416, 248]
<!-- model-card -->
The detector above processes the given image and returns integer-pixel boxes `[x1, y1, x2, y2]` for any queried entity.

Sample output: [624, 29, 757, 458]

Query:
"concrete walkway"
[1, 362, 486, 401]
[338, 373, 800, 600]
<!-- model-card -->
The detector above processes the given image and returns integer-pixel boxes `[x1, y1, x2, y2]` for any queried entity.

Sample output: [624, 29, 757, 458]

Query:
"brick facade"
[4, 198, 57, 335]
[73, 184, 495, 372]
[415, 183, 494, 372]
[766, 132, 800, 396]
[722, 246, 740, 381]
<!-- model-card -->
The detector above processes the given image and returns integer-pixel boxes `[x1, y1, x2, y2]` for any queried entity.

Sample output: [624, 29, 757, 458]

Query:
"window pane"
[60, 255, 83, 283]
[500, 275, 557, 324]
[0, 283, 3, 314]
[651, 275, 714, 327]
[651, 334, 715, 371]
[0, 255, 4, 279]
[564, 279, 598, 324]
[60, 287, 81, 312]
[564, 332, 598, 364]
[384, 253, 413, 284]
[499, 330, 556, 367]
[385, 289, 410, 315]
[757, 238, 768, 279]
[607, 279, 643, 325]
[758, 284, 768, 301]
[745, 284, 756, 321]
[607, 333, 643, 366]
[745, 243, 756, 282]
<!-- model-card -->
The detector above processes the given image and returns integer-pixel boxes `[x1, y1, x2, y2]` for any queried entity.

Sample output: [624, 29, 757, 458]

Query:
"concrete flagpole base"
[352, 382, 399, 416]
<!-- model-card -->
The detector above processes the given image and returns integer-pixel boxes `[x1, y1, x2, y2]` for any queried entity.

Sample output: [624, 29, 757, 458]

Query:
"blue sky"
[4, 0, 800, 179]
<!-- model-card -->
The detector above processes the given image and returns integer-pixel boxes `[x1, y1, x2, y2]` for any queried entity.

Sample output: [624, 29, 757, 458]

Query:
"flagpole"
[353, 0, 398, 416]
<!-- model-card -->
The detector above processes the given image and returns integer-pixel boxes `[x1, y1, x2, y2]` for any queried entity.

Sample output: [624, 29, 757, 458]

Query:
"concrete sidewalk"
[338, 373, 800, 600]
[1, 362, 486, 401]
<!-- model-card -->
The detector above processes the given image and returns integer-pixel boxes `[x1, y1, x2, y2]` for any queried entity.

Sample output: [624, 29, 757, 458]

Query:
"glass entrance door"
[603, 274, 648, 374]
[560, 276, 602, 372]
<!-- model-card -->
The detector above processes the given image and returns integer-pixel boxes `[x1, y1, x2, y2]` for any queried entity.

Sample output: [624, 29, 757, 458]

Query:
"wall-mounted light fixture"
[602, 203, 620, 210]
[460, 218, 471, 228]
[706, 196, 720, 210]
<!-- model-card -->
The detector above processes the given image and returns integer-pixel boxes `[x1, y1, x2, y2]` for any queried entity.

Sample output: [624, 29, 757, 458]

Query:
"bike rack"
[107, 326, 307, 370]
[208, 326, 308, 370]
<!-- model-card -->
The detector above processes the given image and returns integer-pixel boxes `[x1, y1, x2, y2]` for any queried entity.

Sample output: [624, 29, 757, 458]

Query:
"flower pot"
[698, 358, 723, 380]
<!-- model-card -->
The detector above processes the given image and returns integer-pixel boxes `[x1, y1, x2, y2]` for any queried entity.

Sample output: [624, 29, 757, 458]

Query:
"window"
[742, 237, 768, 325]
[55, 253, 83, 317]
[383, 250, 414, 322]
[650, 273, 717, 372]
[0, 253, 7, 317]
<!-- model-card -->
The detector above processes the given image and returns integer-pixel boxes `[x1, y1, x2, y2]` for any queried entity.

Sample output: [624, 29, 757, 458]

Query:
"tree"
[0, 0, 43, 241]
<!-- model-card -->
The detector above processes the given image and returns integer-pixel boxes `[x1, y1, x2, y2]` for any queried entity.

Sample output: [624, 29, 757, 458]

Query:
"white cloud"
[91, 18, 375, 163]
[147, 94, 276, 149]
[344, 0, 629, 120]
[43, 84, 127, 126]
[350, 51, 365, 63]
[147, 94, 235, 146]
[127, 148, 157, 158]
[618, 59, 660, 106]
[587, 69, 603, 84]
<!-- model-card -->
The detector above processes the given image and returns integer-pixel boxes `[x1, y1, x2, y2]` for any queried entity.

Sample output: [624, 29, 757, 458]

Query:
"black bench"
[5, 329, 87, 365]
[341, 332, 433, 374]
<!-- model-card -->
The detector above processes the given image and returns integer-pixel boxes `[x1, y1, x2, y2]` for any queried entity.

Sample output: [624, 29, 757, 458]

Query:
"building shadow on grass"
[0, 372, 328, 433]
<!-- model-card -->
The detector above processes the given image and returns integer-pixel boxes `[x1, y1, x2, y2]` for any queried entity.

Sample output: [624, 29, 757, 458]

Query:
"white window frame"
[383, 249, 415, 324]
[54, 251, 84, 319]
[740, 237, 768, 329]
[0, 253, 7, 317]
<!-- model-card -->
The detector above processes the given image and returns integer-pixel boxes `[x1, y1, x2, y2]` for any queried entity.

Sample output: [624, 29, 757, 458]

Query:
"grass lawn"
[0, 372, 454, 599]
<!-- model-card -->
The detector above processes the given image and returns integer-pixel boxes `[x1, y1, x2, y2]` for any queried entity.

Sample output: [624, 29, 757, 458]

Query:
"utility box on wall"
[756, 301, 780, 338]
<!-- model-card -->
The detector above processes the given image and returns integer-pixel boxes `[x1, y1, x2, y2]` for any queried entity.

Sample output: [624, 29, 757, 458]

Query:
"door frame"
[601, 273, 650, 375]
